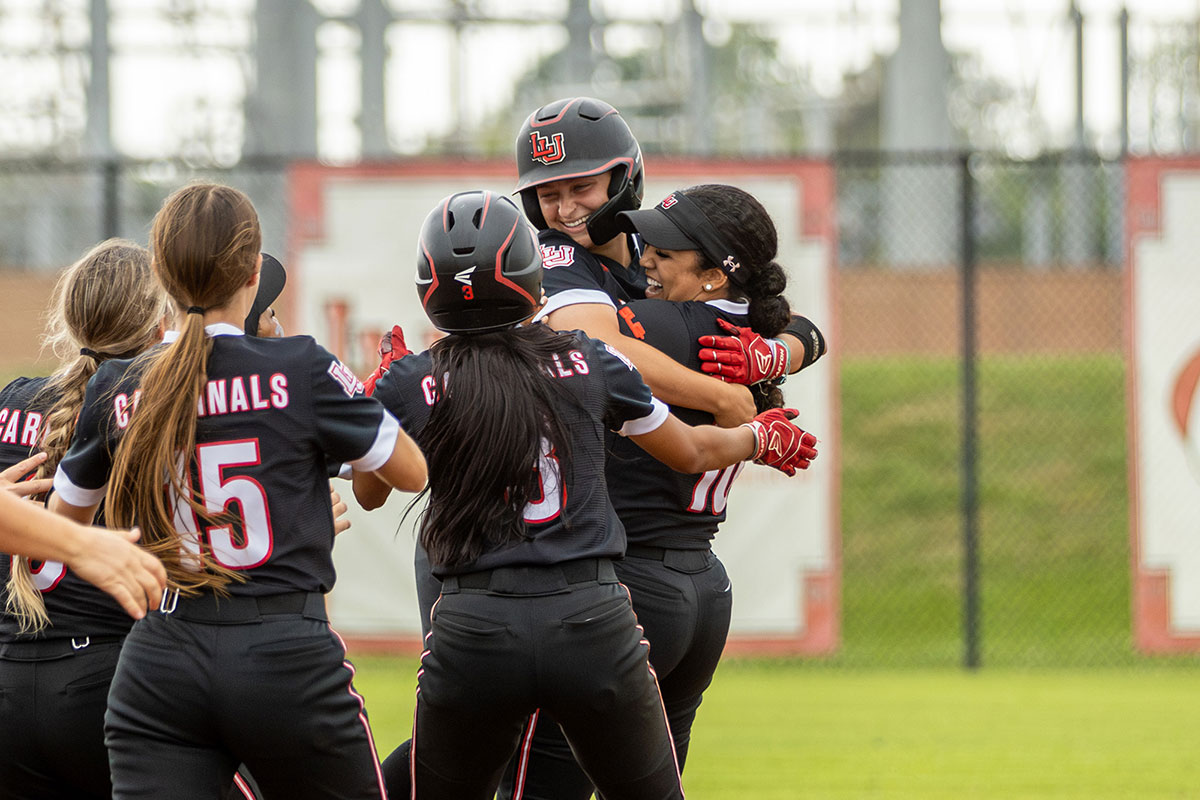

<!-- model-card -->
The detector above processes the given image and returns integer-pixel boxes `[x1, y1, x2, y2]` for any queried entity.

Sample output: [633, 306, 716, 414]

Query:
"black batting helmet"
[416, 191, 542, 335]
[514, 97, 644, 245]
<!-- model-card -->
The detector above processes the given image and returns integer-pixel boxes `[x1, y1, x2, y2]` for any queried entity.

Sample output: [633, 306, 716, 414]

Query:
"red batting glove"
[740, 408, 818, 476]
[698, 319, 790, 385]
[363, 325, 412, 396]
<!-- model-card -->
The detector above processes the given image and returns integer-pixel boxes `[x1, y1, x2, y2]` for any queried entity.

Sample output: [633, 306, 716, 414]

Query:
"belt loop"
[441, 576, 461, 594]
[71, 636, 90, 650]
[159, 588, 180, 614]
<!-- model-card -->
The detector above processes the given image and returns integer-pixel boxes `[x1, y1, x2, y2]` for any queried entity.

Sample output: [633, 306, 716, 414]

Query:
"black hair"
[684, 184, 791, 411]
[415, 324, 582, 568]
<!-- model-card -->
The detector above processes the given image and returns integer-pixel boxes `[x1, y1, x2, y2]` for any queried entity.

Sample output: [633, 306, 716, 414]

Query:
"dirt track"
[0, 267, 1123, 373]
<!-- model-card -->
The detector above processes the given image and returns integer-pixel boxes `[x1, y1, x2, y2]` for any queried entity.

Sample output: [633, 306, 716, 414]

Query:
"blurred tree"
[468, 21, 817, 158]
[1133, 23, 1200, 152]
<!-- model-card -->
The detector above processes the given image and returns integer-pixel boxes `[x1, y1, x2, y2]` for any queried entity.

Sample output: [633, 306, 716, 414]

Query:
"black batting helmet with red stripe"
[416, 191, 542, 335]
[514, 97, 644, 245]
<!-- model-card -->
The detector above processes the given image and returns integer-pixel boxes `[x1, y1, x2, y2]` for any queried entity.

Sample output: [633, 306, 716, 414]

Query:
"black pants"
[105, 593, 386, 800]
[412, 559, 684, 800]
[0, 638, 123, 799]
[497, 549, 733, 800]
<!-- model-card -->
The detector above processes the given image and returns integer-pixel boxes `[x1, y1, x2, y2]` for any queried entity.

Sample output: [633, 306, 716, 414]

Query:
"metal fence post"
[101, 158, 119, 240]
[960, 150, 981, 670]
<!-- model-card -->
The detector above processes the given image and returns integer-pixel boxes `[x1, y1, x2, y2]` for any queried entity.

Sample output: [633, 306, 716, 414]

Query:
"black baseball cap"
[244, 253, 287, 335]
[616, 191, 747, 286]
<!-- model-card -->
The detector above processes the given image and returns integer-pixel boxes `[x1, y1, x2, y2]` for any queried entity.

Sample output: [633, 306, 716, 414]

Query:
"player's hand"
[68, 526, 167, 620]
[698, 319, 790, 385]
[0, 452, 53, 499]
[741, 408, 818, 476]
[364, 325, 412, 396]
[330, 482, 351, 536]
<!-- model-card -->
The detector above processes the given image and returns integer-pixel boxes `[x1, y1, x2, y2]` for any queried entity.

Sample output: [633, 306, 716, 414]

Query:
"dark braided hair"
[683, 184, 791, 411]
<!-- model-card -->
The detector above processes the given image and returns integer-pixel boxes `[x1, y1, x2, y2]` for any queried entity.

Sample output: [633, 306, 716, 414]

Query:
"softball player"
[500, 183, 825, 798]
[0, 239, 168, 800]
[359, 190, 815, 800]
[516, 97, 824, 420]
[48, 183, 427, 800]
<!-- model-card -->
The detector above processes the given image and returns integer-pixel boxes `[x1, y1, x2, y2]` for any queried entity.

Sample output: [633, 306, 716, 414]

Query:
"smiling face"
[534, 173, 612, 251]
[639, 245, 723, 302]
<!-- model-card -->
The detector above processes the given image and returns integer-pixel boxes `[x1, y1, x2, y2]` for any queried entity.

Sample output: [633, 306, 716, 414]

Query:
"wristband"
[772, 338, 790, 384]
[740, 420, 767, 462]
[782, 316, 826, 370]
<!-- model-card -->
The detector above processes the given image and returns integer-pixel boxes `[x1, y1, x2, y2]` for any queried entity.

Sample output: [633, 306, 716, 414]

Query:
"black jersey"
[536, 229, 646, 319]
[0, 376, 49, 468]
[54, 324, 400, 597]
[0, 376, 136, 642]
[610, 298, 754, 548]
[370, 332, 666, 576]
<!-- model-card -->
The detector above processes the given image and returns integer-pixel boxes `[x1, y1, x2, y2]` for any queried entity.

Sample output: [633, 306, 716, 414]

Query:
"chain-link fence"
[835, 151, 1145, 668]
[0, 152, 1193, 669]
[0, 158, 290, 272]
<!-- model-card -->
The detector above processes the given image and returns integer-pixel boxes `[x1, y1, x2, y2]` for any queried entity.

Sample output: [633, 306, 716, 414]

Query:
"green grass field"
[351, 656, 1200, 799]
[839, 353, 1143, 667]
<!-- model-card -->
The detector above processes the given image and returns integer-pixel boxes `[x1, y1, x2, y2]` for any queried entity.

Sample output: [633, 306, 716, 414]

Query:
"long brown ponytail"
[105, 183, 261, 594]
[6, 239, 167, 633]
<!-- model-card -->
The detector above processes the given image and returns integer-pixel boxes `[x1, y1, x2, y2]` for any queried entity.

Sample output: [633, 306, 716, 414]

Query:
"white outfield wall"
[286, 160, 839, 655]
[1127, 157, 1200, 652]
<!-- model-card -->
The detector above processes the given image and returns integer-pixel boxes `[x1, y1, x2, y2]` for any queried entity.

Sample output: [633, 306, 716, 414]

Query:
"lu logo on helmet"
[531, 131, 566, 165]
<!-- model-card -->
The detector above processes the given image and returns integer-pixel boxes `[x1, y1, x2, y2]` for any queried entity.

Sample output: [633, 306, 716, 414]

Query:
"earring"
[704, 283, 713, 291]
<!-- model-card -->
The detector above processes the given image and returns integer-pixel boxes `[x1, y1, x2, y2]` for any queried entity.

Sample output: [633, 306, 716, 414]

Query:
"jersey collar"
[162, 322, 247, 344]
[705, 298, 749, 315]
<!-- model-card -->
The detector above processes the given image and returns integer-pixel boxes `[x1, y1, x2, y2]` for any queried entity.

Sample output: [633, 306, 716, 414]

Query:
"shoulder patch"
[327, 360, 365, 397]
[540, 244, 575, 269]
[602, 343, 636, 371]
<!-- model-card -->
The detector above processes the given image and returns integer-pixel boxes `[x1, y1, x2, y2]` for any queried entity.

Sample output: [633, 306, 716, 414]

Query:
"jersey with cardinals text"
[370, 331, 667, 576]
[54, 328, 400, 597]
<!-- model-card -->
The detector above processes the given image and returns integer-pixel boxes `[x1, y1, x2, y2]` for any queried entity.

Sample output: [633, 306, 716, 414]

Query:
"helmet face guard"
[514, 97, 644, 245]
[416, 191, 542, 335]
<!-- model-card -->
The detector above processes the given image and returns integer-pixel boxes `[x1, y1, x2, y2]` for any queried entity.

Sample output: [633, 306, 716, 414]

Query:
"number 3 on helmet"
[416, 191, 543, 335]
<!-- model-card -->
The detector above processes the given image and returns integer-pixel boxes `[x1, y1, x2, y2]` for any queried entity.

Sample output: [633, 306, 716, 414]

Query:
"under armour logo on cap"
[723, 255, 741, 273]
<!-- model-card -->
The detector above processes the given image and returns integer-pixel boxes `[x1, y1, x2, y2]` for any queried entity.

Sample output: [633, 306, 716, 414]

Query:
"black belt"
[157, 590, 327, 624]
[0, 634, 124, 662]
[623, 545, 714, 574]
[442, 558, 617, 596]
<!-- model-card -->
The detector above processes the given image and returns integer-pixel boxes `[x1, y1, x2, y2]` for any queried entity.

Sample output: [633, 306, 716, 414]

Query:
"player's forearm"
[547, 302, 755, 424]
[683, 424, 757, 473]
[604, 336, 752, 424]
[631, 413, 755, 474]
[617, 336, 716, 407]
[1, 490, 93, 564]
